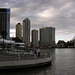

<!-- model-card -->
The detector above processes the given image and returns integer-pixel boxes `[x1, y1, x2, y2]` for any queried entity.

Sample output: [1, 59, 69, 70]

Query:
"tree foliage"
[1, 31, 7, 39]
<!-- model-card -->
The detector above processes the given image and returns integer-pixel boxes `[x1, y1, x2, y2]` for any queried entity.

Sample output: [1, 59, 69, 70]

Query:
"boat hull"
[0, 57, 52, 69]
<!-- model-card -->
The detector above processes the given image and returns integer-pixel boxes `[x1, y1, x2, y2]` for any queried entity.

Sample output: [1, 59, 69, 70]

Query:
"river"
[0, 48, 75, 75]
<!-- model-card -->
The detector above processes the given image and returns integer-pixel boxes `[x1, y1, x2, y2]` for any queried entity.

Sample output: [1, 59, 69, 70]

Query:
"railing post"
[49, 52, 51, 57]
[45, 53, 46, 58]
[18, 53, 20, 61]
[34, 54, 36, 59]
[34, 54, 36, 64]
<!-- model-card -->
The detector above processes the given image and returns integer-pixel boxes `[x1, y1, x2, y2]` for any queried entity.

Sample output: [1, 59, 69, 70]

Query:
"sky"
[0, 0, 75, 42]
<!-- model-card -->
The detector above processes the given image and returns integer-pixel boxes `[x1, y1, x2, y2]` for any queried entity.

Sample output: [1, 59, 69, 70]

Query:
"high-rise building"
[32, 29, 38, 48]
[23, 18, 30, 46]
[40, 27, 55, 47]
[0, 8, 10, 39]
[16, 23, 21, 40]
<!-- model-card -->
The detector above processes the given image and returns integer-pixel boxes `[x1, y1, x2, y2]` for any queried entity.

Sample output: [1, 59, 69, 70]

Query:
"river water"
[0, 48, 75, 75]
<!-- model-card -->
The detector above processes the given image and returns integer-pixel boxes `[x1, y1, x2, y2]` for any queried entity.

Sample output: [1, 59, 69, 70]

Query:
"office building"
[23, 18, 30, 46]
[40, 27, 55, 47]
[32, 29, 38, 48]
[16, 23, 21, 40]
[0, 8, 10, 39]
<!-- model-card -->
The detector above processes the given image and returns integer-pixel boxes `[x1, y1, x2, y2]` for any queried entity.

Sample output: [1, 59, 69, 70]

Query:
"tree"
[1, 31, 7, 39]
[1, 31, 7, 49]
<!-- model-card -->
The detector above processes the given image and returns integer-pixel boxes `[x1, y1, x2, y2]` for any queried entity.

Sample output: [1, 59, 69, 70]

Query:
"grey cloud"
[0, 0, 75, 40]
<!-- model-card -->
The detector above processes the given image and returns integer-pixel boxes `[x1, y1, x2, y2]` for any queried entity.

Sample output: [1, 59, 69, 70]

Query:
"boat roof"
[15, 43, 25, 44]
[0, 38, 15, 44]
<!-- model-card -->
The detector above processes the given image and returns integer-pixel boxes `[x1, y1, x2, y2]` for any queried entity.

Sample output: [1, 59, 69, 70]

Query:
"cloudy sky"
[0, 0, 75, 42]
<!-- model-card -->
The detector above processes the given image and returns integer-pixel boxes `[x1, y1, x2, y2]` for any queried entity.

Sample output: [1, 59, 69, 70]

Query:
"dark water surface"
[0, 48, 75, 75]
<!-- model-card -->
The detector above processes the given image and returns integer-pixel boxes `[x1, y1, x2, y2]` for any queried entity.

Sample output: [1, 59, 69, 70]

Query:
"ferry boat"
[0, 39, 52, 69]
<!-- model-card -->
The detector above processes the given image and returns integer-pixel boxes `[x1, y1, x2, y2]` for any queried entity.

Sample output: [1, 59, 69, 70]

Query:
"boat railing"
[0, 50, 51, 61]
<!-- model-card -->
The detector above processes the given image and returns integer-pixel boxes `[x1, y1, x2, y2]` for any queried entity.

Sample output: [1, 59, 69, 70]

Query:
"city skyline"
[0, 0, 75, 42]
[40, 27, 55, 47]
[23, 18, 30, 46]
[32, 29, 38, 47]
[16, 23, 22, 40]
[0, 8, 10, 39]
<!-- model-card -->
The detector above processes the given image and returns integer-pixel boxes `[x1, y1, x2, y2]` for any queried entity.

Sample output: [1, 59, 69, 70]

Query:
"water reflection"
[0, 65, 52, 75]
